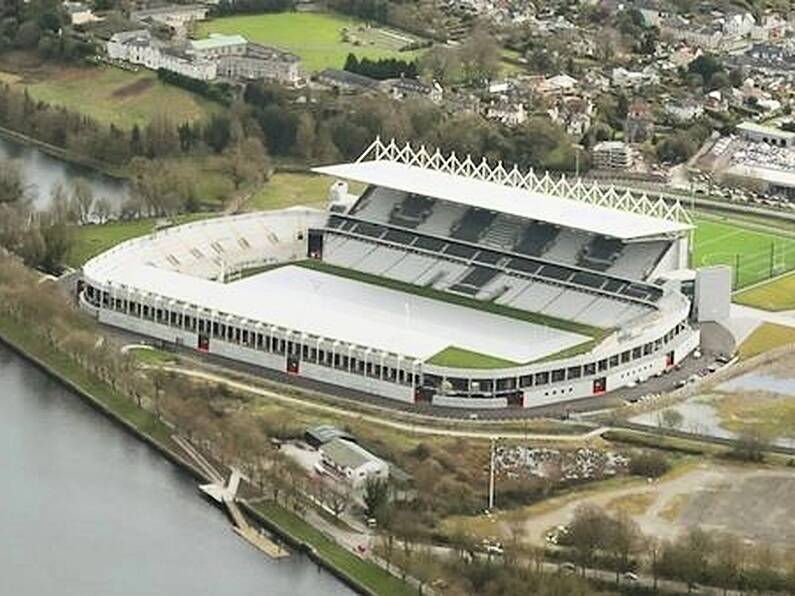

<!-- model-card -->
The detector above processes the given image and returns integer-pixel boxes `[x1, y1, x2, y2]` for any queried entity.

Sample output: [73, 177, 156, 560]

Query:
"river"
[0, 134, 129, 210]
[0, 343, 353, 596]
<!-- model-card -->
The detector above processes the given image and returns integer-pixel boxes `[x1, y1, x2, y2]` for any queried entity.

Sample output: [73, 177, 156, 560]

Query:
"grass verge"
[735, 273, 795, 311]
[737, 322, 795, 359]
[251, 500, 413, 596]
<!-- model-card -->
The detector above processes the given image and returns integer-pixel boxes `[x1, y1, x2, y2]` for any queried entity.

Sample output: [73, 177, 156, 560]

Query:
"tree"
[604, 511, 642, 584]
[458, 28, 500, 85]
[659, 408, 684, 430]
[629, 452, 670, 478]
[567, 504, 610, 575]
[363, 477, 389, 519]
[93, 197, 113, 224]
[71, 178, 94, 224]
[224, 136, 270, 191]
[293, 112, 316, 160]
[0, 161, 28, 204]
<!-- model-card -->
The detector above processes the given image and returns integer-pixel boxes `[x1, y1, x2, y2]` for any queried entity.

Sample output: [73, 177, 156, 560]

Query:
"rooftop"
[314, 160, 691, 239]
[190, 33, 247, 51]
[321, 438, 382, 471]
[737, 121, 795, 140]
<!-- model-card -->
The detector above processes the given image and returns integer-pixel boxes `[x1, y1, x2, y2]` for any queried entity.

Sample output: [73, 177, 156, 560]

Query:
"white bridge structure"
[79, 140, 703, 410]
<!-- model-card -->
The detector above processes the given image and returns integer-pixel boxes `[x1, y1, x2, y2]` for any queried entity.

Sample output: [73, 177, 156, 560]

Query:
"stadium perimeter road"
[106, 323, 734, 422]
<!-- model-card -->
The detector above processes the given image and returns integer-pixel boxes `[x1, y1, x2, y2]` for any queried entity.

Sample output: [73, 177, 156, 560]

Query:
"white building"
[131, 4, 210, 29]
[63, 1, 101, 25]
[593, 141, 633, 170]
[217, 43, 302, 85]
[320, 438, 389, 488]
[106, 30, 217, 81]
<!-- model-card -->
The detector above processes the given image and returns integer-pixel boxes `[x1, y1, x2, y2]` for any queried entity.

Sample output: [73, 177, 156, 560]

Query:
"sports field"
[692, 213, 795, 290]
[195, 12, 424, 72]
[5, 66, 217, 128]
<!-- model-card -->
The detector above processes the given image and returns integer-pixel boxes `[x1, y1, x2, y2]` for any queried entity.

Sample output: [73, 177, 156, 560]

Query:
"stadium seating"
[389, 194, 434, 228]
[451, 208, 497, 242]
[481, 214, 525, 250]
[513, 222, 559, 257]
[543, 229, 591, 263]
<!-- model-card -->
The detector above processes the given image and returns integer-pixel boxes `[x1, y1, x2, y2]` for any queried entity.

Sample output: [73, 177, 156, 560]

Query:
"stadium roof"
[313, 160, 692, 239]
[103, 264, 588, 362]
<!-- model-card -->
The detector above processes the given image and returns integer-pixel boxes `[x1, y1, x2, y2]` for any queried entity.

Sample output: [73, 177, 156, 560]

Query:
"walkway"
[160, 365, 609, 443]
[175, 435, 289, 559]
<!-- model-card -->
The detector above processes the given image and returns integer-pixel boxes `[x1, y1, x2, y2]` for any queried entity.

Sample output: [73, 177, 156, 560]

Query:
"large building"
[79, 139, 702, 410]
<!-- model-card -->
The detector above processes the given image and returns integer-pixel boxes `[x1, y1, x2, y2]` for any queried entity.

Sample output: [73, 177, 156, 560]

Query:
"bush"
[629, 452, 670, 478]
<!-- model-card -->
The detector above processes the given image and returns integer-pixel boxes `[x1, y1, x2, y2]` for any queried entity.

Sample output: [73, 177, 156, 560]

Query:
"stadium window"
[497, 377, 516, 391]
[643, 343, 652, 356]
[598, 359, 608, 372]
[226, 326, 234, 341]
[621, 350, 631, 364]
[398, 370, 405, 384]
[609, 355, 619, 368]
[143, 306, 150, 318]
[333, 353, 341, 368]
[342, 355, 350, 369]
[212, 322, 219, 336]
[258, 334, 265, 349]
[233, 328, 240, 343]
[534, 372, 549, 386]
[584, 363, 596, 376]
[632, 347, 642, 359]
[654, 338, 662, 350]
[567, 366, 582, 380]
[170, 312, 177, 325]
[519, 374, 533, 388]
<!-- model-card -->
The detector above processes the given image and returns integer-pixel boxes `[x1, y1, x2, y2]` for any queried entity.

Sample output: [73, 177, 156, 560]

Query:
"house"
[665, 98, 704, 123]
[317, 69, 379, 93]
[484, 98, 527, 126]
[304, 425, 355, 450]
[131, 4, 210, 29]
[217, 43, 302, 85]
[63, 1, 101, 25]
[593, 141, 633, 170]
[624, 100, 654, 143]
[380, 77, 443, 104]
[319, 438, 389, 488]
[537, 73, 578, 95]
[635, 0, 670, 28]
[611, 66, 659, 89]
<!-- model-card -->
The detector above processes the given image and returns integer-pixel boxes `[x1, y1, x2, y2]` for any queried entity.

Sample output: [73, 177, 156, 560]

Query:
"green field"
[11, 66, 217, 128]
[737, 322, 795, 359]
[693, 213, 795, 290]
[249, 172, 364, 211]
[196, 12, 423, 72]
[427, 346, 519, 369]
[734, 272, 795, 311]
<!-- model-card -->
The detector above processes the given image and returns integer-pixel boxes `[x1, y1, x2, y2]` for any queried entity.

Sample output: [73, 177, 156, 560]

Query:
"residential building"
[624, 100, 654, 143]
[63, 1, 101, 25]
[319, 438, 389, 488]
[106, 30, 217, 80]
[317, 69, 379, 93]
[381, 77, 443, 104]
[131, 4, 209, 29]
[665, 98, 704, 123]
[593, 141, 633, 170]
[217, 43, 302, 85]
[485, 98, 527, 126]
[304, 425, 355, 450]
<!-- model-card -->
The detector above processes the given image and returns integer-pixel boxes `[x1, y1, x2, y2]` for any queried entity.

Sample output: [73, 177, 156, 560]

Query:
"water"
[0, 134, 129, 210]
[0, 343, 353, 596]
[718, 373, 795, 397]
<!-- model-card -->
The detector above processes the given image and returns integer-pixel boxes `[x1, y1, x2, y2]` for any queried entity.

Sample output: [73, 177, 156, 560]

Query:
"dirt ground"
[513, 462, 795, 548]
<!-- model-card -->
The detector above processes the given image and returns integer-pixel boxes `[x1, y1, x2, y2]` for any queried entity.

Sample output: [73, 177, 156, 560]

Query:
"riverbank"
[0, 296, 410, 596]
[0, 124, 126, 178]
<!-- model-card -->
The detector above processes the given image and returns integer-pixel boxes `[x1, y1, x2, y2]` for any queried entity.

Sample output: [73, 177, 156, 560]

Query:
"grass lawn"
[9, 65, 217, 128]
[252, 500, 413, 596]
[734, 272, 795, 311]
[296, 259, 605, 339]
[737, 322, 795, 360]
[128, 347, 179, 366]
[68, 212, 216, 268]
[248, 172, 364, 211]
[693, 213, 795, 289]
[714, 390, 795, 440]
[196, 12, 424, 72]
[427, 346, 519, 369]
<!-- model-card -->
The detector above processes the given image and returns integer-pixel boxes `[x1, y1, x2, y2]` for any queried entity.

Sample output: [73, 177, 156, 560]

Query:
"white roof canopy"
[313, 160, 692, 240]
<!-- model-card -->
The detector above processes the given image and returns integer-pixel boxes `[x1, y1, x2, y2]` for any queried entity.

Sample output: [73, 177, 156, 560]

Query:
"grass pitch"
[248, 172, 364, 211]
[737, 322, 795, 360]
[196, 12, 423, 72]
[693, 213, 795, 290]
[427, 346, 519, 369]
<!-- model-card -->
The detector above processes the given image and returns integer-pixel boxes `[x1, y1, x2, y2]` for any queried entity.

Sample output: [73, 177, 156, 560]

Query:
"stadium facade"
[80, 139, 701, 409]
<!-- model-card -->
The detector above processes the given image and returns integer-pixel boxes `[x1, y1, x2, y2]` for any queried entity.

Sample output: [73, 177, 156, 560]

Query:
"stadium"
[79, 138, 706, 410]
